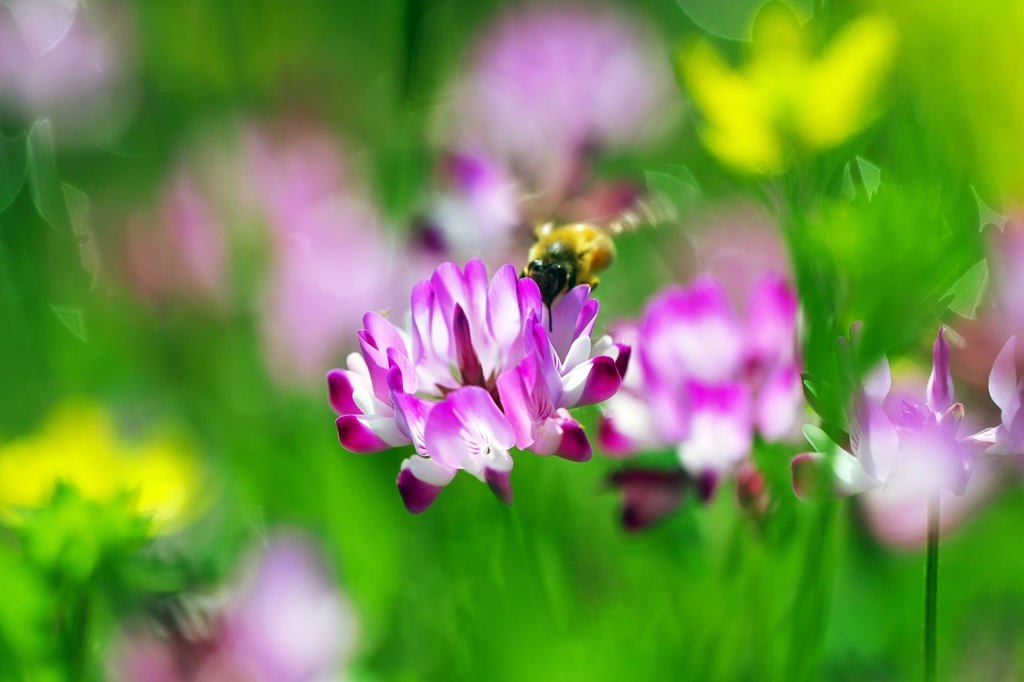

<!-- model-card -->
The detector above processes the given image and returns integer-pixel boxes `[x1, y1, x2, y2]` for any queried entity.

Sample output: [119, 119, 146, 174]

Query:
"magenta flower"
[600, 274, 802, 477]
[792, 328, 980, 499]
[327, 258, 627, 513]
[110, 535, 357, 682]
[449, 5, 675, 201]
[597, 273, 801, 529]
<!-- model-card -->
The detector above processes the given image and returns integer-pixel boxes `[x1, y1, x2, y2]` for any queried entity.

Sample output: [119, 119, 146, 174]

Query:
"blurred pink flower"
[0, 0, 131, 133]
[451, 5, 676, 200]
[792, 329, 982, 502]
[600, 274, 803, 464]
[858, 362, 1002, 547]
[246, 128, 398, 383]
[600, 272, 803, 529]
[110, 534, 358, 682]
[125, 123, 403, 386]
[125, 166, 228, 304]
[422, 152, 522, 257]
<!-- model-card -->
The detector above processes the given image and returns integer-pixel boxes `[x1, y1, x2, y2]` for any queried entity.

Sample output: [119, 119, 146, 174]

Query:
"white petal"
[562, 335, 592, 373]
[405, 455, 458, 486]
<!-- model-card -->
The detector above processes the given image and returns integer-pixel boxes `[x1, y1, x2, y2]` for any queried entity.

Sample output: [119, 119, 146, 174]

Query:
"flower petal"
[552, 416, 592, 462]
[453, 303, 485, 387]
[424, 386, 515, 476]
[745, 272, 798, 369]
[677, 381, 752, 474]
[495, 356, 550, 450]
[486, 263, 523, 353]
[397, 456, 457, 514]
[391, 391, 435, 456]
[850, 390, 899, 482]
[613, 342, 631, 379]
[327, 369, 361, 416]
[989, 336, 1017, 412]
[862, 357, 892, 403]
[926, 326, 954, 414]
[485, 467, 514, 505]
[640, 276, 745, 385]
[561, 355, 622, 408]
[755, 363, 803, 441]
[549, 284, 594, 359]
[336, 415, 409, 453]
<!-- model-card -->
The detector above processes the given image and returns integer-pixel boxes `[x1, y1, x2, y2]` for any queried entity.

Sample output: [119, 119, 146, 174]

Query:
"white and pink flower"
[792, 328, 989, 501]
[327, 258, 628, 513]
[600, 274, 802, 473]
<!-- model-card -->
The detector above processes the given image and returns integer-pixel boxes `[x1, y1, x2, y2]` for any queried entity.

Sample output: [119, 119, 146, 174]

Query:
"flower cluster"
[598, 273, 803, 528]
[328, 259, 627, 513]
[792, 327, 1017, 501]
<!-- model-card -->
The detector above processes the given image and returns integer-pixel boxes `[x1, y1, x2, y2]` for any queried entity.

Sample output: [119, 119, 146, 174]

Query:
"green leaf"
[0, 131, 27, 214]
[26, 119, 70, 233]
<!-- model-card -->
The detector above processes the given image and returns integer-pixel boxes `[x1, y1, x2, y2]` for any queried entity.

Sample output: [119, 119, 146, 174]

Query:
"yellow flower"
[0, 401, 202, 533]
[681, 7, 898, 174]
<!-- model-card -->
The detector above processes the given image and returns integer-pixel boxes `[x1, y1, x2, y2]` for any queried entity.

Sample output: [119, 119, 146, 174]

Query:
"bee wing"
[602, 194, 680, 235]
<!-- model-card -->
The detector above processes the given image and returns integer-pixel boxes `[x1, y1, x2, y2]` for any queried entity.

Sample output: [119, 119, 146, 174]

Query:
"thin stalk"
[924, 490, 940, 682]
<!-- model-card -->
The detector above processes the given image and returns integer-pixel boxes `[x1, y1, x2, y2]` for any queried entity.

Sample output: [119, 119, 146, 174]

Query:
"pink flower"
[791, 328, 990, 501]
[450, 5, 676, 200]
[247, 129, 397, 383]
[109, 535, 357, 682]
[125, 166, 228, 304]
[423, 152, 522, 256]
[600, 274, 802, 468]
[327, 258, 628, 513]
[125, 123, 403, 386]
[598, 273, 801, 529]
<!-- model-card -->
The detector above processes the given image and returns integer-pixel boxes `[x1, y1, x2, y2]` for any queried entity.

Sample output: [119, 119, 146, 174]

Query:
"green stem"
[924, 490, 940, 682]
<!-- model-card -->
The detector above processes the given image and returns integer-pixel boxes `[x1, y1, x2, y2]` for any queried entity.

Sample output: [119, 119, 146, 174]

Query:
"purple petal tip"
[336, 415, 390, 453]
[485, 467, 514, 506]
[397, 467, 445, 514]
[555, 422, 592, 462]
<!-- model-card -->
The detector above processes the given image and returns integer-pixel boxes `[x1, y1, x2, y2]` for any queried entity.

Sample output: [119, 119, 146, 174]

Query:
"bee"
[523, 223, 615, 308]
[522, 197, 673, 309]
